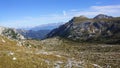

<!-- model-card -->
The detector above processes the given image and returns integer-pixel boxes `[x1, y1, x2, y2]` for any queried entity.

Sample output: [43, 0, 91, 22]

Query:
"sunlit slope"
[0, 35, 120, 68]
[0, 36, 87, 68]
[40, 37, 120, 68]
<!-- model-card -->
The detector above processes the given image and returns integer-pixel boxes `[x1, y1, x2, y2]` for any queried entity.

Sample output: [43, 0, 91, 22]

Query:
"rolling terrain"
[0, 14, 120, 68]
[0, 36, 119, 68]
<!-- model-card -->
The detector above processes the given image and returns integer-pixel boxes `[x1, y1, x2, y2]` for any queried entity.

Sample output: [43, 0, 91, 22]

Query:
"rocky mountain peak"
[70, 16, 89, 24]
[46, 14, 120, 44]
[94, 14, 113, 19]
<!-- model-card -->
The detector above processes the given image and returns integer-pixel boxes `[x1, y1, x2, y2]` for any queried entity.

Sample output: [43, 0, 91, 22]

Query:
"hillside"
[40, 37, 120, 68]
[46, 14, 120, 44]
[0, 14, 120, 68]
[0, 36, 119, 68]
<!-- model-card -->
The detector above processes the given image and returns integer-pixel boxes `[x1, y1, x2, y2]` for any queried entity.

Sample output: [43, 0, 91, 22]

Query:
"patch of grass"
[0, 36, 120, 68]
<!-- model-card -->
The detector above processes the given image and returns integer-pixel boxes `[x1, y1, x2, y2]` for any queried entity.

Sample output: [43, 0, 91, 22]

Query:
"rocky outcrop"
[46, 14, 120, 43]
[0, 26, 25, 40]
[94, 14, 113, 19]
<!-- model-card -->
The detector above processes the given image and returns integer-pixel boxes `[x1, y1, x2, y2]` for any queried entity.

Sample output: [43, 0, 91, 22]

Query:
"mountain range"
[30, 22, 65, 31]
[46, 14, 120, 44]
[17, 29, 50, 39]
[1, 14, 120, 44]
[17, 22, 64, 39]
[0, 14, 120, 68]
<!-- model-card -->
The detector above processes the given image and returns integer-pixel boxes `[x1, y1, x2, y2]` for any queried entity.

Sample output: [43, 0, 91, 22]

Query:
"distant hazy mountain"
[17, 22, 65, 39]
[46, 14, 120, 44]
[30, 22, 65, 31]
[17, 29, 50, 39]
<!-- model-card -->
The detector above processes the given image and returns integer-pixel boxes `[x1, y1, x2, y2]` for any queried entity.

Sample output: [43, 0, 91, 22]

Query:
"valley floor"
[0, 37, 120, 68]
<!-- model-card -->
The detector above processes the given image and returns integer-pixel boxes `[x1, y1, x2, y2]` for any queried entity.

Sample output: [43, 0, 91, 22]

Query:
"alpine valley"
[0, 14, 120, 68]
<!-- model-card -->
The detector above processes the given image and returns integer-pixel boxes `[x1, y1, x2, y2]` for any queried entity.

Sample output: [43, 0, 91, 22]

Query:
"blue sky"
[0, 0, 120, 28]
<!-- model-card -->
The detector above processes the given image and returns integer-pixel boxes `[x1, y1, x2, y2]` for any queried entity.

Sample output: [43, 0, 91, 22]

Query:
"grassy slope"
[40, 37, 120, 68]
[0, 36, 66, 68]
[0, 36, 120, 68]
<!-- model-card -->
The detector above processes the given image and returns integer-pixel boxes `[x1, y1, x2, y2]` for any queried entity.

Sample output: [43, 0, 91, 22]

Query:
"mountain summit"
[94, 14, 113, 19]
[46, 14, 120, 43]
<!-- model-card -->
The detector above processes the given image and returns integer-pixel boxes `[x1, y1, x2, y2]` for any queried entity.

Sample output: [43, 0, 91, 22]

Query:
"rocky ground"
[0, 36, 120, 68]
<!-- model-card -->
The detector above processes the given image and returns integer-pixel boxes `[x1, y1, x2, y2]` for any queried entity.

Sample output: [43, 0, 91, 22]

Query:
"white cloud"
[91, 5, 120, 14]
[68, 5, 120, 17]
[91, 5, 120, 9]
[1, 5, 120, 28]
[0, 14, 71, 28]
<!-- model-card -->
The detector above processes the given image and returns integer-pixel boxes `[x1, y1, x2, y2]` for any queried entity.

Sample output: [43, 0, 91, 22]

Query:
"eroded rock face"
[46, 14, 120, 43]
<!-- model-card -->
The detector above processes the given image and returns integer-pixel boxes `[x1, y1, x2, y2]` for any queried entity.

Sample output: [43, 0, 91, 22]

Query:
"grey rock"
[46, 14, 120, 44]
